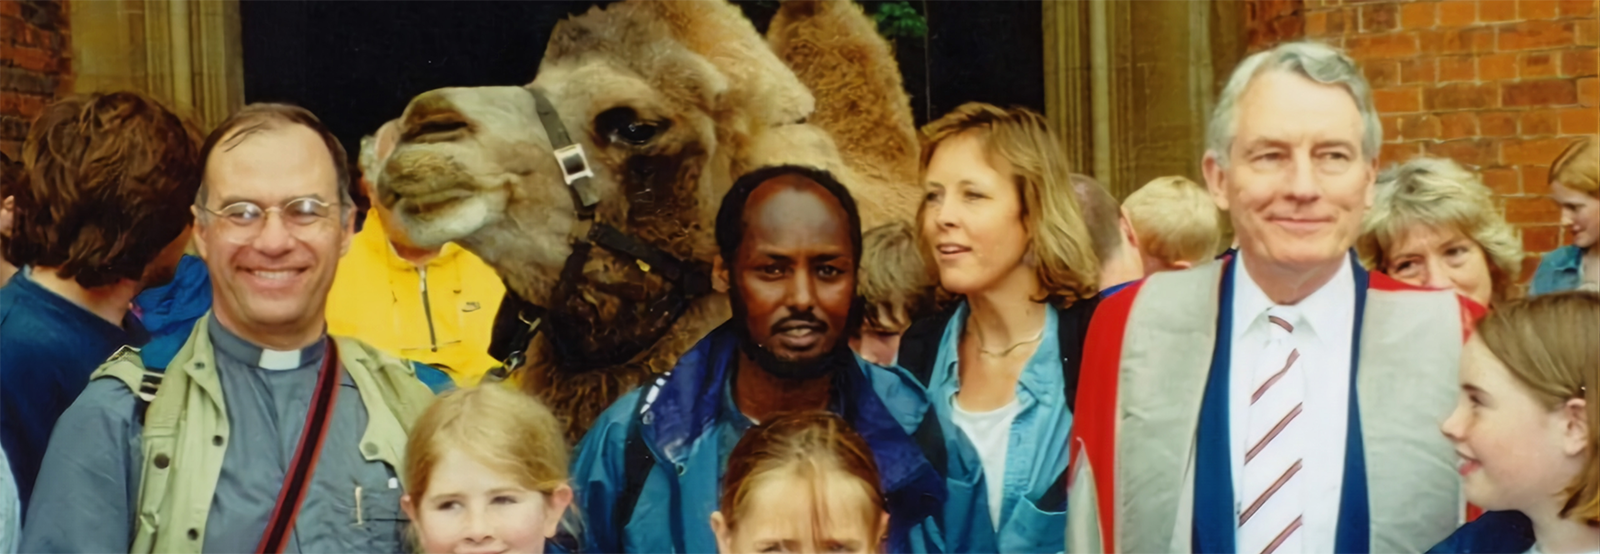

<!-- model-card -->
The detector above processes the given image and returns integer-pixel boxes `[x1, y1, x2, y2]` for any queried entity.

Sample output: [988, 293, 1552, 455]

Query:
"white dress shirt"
[1229, 252, 1357, 552]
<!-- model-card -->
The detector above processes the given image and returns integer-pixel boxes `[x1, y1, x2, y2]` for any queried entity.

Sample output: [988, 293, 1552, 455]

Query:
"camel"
[378, 0, 921, 441]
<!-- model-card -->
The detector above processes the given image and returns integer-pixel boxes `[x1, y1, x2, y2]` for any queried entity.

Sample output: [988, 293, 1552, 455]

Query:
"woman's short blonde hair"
[1357, 157, 1524, 303]
[916, 103, 1100, 307]
[1550, 137, 1598, 198]
[404, 384, 569, 500]
[1476, 291, 1600, 525]
[1123, 176, 1226, 266]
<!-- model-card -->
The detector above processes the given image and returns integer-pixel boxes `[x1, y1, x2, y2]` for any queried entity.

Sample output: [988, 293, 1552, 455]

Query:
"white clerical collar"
[258, 348, 303, 371]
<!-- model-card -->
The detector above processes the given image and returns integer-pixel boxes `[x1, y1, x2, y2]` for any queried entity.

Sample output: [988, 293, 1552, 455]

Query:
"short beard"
[728, 286, 861, 382]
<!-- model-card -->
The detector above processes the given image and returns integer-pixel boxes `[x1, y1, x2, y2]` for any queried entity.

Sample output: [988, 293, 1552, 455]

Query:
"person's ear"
[543, 484, 574, 537]
[190, 206, 210, 262]
[1364, 156, 1379, 209]
[710, 511, 733, 554]
[1562, 397, 1589, 458]
[713, 254, 729, 294]
[1202, 152, 1231, 212]
[401, 493, 418, 524]
[1172, 259, 1194, 270]
[1118, 208, 1139, 250]
[875, 511, 890, 549]
[339, 205, 356, 257]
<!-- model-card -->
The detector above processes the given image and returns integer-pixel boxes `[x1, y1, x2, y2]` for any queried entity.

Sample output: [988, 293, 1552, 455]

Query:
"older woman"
[1532, 138, 1600, 295]
[895, 103, 1099, 554]
[1357, 156, 1524, 307]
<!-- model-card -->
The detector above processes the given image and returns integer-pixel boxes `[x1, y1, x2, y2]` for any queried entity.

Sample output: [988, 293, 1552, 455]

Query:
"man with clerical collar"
[22, 103, 436, 554]
[569, 165, 948, 553]
[1066, 42, 1484, 553]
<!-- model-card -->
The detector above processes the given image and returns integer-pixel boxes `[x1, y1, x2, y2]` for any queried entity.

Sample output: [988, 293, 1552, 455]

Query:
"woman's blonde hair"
[1476, 291, 1600, 525]
[916, 103, 1100, 307]
[719, 411, 885, 540]
[1550, 137, 1598, 198]
[1123, 176, 1226, 266]
[404, 384, 569, 500]
[1357, 157, 1524, 304]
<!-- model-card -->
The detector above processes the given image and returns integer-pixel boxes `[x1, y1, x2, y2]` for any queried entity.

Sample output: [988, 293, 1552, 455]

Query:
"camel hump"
[768, 0, 921, 225]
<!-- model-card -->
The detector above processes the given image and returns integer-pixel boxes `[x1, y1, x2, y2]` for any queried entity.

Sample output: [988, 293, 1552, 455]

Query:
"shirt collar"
[1232, 250, 1356, 341]
[206, 316, 327, 371]
[933, 301, 1062, 399]
[357, 210, 462, 271]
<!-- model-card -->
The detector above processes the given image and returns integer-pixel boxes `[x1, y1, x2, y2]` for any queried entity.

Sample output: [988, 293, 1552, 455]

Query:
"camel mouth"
[394, 188, 473, 219]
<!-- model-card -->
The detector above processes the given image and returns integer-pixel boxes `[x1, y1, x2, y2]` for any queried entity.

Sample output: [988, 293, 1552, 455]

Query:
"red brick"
[1400, 58, 1438, 83]
[1427, 83, 1500, 110]
[1482, 167, 1521, 194]
[1520, 256, 1544, 282]
[1559, 106, 1600, 133]
[1522, 164, 1555, 193]
[1559, 0, 1598, 17]
[1428, 138, 1499, 166]
[1480, 111, 1520, 136]
[1498, 20, 1577, 51]
[1522, 224, 1562, 252]
[1522, 52, 1561, 78]
[1520, 0, 1563, 19]
[4, 46, 57, 73]
[1327, 8, 1352, 35]
[1376, 86, 1425, 113]
[1441, 111, 1481, 138]
[1522, 109, 1561, 135]
[1398, 114, 1443, 140]
[1502, 136, 1582, 165]
[0, 1, 20, 18]
[1351, 32, 1423, 59]
[1505, 196, 1563, 224]
[1382, 141, 1423, 164]
[1503, 79, 1579, 106]
[1440, 55, 1477, 81]
[1582, 77, 1599, 106]
[1381, 114, 1403, 142]
[1400, 2, 1436, 29]
[1479, 0, 1519, 21]
[1561, 48, 1599, 77]
[1365, 60, 1403, 87]
[1578, 19, 1598, 46]
[1480, 53, 1519, 80]
[1308, 11, 1330, 36]
[1440, 0, 1479, 26]
[1362, 3, 1399, 32]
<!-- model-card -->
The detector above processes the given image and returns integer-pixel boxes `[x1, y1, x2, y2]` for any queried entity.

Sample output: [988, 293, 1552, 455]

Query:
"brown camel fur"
[378, 0, 920, 441]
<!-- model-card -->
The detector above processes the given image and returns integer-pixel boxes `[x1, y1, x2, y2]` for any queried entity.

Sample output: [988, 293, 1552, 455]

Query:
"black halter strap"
[486, 88, 711, 380]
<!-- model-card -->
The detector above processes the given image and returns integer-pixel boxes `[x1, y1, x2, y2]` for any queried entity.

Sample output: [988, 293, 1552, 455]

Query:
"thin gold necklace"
[969, 319, 1046, 357]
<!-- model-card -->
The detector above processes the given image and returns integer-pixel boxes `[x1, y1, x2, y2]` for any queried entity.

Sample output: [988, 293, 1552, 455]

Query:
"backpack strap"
[614, 376, 666, 531]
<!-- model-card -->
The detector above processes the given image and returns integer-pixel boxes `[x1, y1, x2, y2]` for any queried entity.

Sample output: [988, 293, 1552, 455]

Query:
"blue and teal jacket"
[568, 321, 948, 553]
[1531, 245, 1585, 296]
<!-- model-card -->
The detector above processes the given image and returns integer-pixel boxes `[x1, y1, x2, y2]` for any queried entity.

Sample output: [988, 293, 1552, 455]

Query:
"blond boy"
[1123, 175, 1226, 274]
[853, 221, 934, 366]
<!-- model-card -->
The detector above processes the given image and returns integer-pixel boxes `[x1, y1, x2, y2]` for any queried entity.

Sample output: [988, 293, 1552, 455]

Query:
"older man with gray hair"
[1065, 41, 1484, 553]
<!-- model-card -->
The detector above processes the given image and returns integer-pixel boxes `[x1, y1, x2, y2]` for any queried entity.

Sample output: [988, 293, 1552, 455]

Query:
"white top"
[950, 396, 1023, 530]
[258, 348, 304, 371]
[1229, 251, 1356, 552]
[1529, 545, 1600, 554]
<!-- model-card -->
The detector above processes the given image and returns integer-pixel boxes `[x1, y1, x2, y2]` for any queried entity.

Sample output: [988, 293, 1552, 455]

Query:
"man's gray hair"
[1205, 41, 1381, 169]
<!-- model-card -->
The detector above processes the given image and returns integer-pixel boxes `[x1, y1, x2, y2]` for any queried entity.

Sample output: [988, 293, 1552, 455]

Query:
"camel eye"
[596, 107, 664, 146]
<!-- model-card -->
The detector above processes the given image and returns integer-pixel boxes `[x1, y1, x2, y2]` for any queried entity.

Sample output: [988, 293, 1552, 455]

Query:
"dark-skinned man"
[569, 165, 949, 553]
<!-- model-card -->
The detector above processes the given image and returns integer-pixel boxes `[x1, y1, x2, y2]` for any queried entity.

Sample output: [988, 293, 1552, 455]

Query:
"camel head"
[378, 0, 820, 367]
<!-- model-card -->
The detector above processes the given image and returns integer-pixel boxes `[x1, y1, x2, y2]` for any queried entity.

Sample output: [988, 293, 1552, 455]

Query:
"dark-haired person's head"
[191, 103, 355, 349]
[10, 92, 201, 289]
[715, 165, 864, 381]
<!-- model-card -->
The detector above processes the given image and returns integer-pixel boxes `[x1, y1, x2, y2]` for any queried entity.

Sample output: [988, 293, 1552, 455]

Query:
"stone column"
[69, 0, 242, 130]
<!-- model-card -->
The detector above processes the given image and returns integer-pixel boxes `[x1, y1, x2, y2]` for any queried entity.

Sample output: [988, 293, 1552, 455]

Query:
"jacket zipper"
[419, 266, 438, 352]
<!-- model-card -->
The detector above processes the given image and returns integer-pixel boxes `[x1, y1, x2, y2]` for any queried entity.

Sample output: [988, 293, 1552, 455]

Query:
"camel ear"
[640, 0, 814, 125]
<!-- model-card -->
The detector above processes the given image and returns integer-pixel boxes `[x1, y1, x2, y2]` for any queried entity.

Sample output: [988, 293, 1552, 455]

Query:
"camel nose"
[400, 89, 472, 144]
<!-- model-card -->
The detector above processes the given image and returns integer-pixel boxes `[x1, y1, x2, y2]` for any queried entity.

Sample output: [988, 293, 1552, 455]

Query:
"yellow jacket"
[327, 211, 505, 386]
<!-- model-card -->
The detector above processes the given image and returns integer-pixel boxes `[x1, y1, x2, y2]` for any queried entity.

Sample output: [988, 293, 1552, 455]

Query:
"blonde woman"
[1533, 138, 1600, 295]
[1358, 156, 1524, 307]
[1429, 291, 1599, 553]
[895, 103, 1099, 554]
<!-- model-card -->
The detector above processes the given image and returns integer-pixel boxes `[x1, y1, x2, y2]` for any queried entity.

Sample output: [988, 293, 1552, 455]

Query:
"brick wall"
[1291, 0, 1600, 283]
[0, 0, 72, 158]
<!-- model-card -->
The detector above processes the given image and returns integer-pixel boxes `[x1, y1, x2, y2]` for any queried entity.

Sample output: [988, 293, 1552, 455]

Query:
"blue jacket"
[569, 322, 947, 553]
[131, 255, 211, 369]
[1531, 245, 1585, 296]
[1426, 511, 1535, 553]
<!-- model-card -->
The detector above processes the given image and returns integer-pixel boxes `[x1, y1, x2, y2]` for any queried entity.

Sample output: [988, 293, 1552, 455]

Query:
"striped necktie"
[1239, 306, 1305, 554]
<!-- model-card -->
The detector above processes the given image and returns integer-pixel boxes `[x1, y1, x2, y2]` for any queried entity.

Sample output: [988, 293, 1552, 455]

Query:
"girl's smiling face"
[402, 449, 572, 554]
[1440, 336, 1589, 514]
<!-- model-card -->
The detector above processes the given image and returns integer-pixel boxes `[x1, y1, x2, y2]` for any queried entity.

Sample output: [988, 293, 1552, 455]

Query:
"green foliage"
[868, 1, 927, 40]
